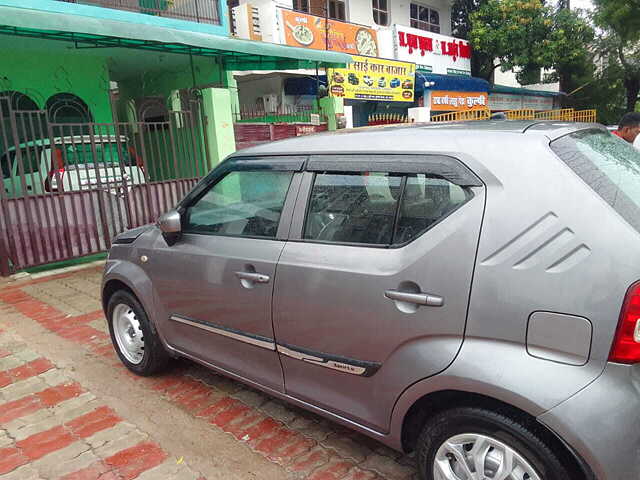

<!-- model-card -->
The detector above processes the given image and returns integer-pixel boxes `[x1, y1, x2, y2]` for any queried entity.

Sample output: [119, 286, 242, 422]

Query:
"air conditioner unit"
[262, 94, 278, 113]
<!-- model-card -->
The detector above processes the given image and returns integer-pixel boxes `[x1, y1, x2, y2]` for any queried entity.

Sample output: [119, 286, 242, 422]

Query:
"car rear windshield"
[59, 142, 133, 166]
[550, 128, 640, 232]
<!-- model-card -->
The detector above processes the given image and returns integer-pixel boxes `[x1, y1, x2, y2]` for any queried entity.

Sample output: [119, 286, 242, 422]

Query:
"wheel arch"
[102, 260, 163, 339]
[398, 389, 595, 480]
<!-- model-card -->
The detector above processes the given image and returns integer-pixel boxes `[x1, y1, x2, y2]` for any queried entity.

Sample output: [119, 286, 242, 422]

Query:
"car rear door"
[145, 156, 304, 392]
[272, 154, 485, 431]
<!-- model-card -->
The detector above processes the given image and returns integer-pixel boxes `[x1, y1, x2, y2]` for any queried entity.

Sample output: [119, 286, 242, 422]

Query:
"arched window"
[372, 0, 389, 26]
[0, 91, 43, 152]
[137, 97, 170, 123]
[46, 93, 93, 124]
[0, 91, 39, 117]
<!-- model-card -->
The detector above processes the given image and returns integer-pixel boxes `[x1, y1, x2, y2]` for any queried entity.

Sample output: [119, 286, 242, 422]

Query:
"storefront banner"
[328, 56, 416, 102]
[393, 25, 471, 76]
[489, 93, 523, 111]
[280, 9, 378, 56]
[430, 90, 488, 111]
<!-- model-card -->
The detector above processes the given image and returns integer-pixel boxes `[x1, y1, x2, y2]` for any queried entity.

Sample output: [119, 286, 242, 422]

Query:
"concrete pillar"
[224, 71, 240, 121]
[320, 96, 344, 131]
[125, 98, 139, 133]
[201, 87, 236, 169]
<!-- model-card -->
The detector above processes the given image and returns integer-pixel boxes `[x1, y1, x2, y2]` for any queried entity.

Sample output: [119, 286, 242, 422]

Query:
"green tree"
[568, 59, 627, 124]
[593, 0, 640, 111]
[450, 0, 494, 78]
[469, 0, 593, 90]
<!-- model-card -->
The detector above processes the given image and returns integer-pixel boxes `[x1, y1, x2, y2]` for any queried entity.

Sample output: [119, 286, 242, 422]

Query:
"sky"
[570, 0, 594, 10]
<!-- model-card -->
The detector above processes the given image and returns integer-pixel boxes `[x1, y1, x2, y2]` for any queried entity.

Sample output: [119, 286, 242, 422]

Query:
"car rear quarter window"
[61, 142, 133, 166]
[395, 174, 469, 244]
[551, 129, 640, 232]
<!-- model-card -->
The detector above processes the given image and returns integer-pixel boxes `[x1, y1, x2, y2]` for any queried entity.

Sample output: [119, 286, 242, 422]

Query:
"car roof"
[231, 120, 606, 157]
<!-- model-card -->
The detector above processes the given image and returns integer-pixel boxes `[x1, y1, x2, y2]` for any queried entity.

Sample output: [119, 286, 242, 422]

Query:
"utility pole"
[325, 1, 330, 51]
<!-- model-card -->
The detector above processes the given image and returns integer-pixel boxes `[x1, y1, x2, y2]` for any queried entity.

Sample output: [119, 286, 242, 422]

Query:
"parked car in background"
[1, 135, 145, 198]
[103, 121, 640, 480]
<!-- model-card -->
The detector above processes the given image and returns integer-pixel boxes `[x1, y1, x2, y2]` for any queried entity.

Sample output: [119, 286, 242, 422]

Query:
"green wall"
[0, 48, 113, 123]
[117, 58, 224, 106]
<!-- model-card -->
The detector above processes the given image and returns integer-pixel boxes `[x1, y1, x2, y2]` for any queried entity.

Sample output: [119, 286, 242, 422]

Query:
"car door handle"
[235, 271, 271, 284]
[384, 289, 444, 307]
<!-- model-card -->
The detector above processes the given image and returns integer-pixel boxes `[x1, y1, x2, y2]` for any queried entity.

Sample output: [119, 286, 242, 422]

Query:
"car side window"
[183, 170, 294, 238]
[14, 149, 41, 175]
[303, 171, 471, 246]
[0, 152, 13, 179]
[395, 174, 469, 244]
[304, 172, 403, 245]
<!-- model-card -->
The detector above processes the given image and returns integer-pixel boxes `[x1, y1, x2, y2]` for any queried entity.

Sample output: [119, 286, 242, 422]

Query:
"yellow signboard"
[328, 56, 416, 102]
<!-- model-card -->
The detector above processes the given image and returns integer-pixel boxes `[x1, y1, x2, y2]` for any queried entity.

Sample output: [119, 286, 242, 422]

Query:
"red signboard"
[397, 31, 471, 61]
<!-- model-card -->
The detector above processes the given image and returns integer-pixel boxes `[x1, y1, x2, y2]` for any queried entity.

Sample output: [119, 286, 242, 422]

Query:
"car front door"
[146, 157, 303, 392]
[272, 155, 485, 431]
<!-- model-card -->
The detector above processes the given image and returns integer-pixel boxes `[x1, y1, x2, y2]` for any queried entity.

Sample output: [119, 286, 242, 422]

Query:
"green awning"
[490, 84, 563, 97]
[0, 5, 352, 70]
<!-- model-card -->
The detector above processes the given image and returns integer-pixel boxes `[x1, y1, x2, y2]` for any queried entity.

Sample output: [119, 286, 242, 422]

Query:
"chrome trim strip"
[164, 344, 387, 438]
[169, 316, 380, 376]
[169, 315, 276, 351]
[277, 345, 374, 377]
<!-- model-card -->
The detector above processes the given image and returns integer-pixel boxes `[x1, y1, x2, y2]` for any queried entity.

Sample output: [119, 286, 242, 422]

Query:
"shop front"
[327, 55, 417, 127]
[233, 6, 380, 127]
[376, 23, 492, 121]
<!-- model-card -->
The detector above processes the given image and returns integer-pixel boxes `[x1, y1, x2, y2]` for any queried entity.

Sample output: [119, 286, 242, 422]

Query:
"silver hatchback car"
[103, 121, 640, 480]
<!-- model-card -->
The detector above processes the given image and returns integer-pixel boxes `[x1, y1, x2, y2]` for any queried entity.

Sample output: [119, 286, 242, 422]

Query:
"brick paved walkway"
[0, 326, 204, 479]
[0, 266, 418, 480]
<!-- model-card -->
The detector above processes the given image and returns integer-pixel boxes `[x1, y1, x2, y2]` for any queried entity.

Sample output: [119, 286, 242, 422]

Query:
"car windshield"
[59, 142, 133, 167]
[551, 128, 640, 232]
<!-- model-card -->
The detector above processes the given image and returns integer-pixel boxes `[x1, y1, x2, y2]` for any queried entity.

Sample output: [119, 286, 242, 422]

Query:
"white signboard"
[489, 93, 555, 111]
[522, 95, 554, 111]
[392, 25, 471, 76]
[489, 93, 523, 111]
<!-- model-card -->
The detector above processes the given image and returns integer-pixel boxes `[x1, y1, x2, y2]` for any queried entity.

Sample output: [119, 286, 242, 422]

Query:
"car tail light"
[609, 281, 640, 363]
[44, 147, 65, 192]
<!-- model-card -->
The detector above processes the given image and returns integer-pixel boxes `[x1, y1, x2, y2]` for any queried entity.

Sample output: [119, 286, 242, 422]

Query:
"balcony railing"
[58, 0, 221, 25]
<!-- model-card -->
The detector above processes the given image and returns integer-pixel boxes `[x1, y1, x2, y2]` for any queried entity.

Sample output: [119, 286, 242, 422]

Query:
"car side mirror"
[157, 210, 181, 245]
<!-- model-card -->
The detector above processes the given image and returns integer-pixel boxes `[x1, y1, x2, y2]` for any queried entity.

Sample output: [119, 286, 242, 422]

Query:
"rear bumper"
[538, 362, 640, 479]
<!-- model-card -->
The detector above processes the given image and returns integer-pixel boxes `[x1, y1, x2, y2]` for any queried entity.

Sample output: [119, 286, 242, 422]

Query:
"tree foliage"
[593, 0, 640, 111]
[450, 0, 493, 79]
[469, 0, 593, 87]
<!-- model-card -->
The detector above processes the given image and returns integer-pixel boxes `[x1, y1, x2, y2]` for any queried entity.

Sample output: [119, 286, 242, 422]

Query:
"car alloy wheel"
[433, 433, 541, 480]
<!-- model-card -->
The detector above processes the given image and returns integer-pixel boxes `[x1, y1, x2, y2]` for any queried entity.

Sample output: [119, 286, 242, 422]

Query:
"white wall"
[236, 0, 453, 36]
[494, 67, 560, 92]
[347, 0, 452, 36]
[235, 73, 318, 110]
[236, 75, 284, 109]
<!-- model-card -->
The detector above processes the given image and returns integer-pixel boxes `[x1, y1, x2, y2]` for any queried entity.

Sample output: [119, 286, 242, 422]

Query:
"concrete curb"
[2, 261, 106, 286]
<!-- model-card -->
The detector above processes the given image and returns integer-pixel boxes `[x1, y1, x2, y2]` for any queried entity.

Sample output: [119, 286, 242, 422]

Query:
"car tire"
[107, 290, 170, 376]
[416, 407, 575, 480]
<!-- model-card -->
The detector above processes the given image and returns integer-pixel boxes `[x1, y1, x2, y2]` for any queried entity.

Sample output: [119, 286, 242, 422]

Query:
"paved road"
[0, 266, 417, 480]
